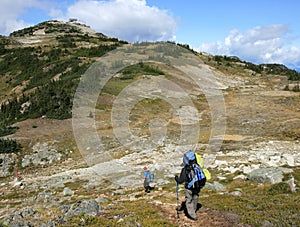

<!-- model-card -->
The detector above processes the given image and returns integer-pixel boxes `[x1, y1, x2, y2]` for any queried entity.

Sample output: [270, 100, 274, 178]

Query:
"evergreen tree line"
[0, 79, 77, 126]
[0, 126, 19, 137]
[0, 138, 21, 154]
[0, 34, 123, 128]
[212, 55, 300, 81]
[0, 39, 121, 91]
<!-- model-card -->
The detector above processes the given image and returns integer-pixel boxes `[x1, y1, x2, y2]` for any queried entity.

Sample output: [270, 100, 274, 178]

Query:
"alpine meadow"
[0, 20, 299, 226]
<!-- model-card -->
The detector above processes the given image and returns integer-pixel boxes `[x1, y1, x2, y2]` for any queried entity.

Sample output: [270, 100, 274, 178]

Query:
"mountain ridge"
[0, 20, 299, 226]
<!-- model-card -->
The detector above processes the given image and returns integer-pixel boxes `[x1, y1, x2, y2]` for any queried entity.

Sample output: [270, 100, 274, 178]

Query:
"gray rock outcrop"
[0, 153, 17, 177]
[63, 199, 100, 219]
[247, 167, 293, 184]
[205, 181, 227, 191]
[22, 142, 62, 167]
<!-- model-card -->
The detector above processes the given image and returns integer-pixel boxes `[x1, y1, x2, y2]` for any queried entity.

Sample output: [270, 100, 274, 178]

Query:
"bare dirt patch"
[10, 118, 73, 143]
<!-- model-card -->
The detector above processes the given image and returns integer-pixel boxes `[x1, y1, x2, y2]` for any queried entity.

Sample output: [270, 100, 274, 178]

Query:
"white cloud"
[0, 0, 177, 42]
[2, 19, 30, 35]
[199, 41, 229, 56]
[198, 25, 300, 70]
[0, 0, 177, 43]
[0, 0, 50, 35]
[58, 0, 177, 42]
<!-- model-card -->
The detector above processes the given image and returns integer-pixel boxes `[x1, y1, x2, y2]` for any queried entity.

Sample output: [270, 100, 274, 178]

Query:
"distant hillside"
[200, 54, 300, 80]
[0, 20, 299, 130]
[0, 20, 127, 128]
[0, 21, 300, 227]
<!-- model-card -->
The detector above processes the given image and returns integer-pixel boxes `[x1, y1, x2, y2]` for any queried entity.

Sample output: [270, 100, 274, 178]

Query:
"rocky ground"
[1, 50, 300, 226]
[1, 117, 299, 226]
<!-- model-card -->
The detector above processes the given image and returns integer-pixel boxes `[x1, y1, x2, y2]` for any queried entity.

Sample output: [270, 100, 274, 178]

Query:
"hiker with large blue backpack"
[175, 150, 206, 221]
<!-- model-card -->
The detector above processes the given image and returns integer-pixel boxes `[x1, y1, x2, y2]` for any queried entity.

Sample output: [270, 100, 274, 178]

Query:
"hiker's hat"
[143, 166, 147, 170]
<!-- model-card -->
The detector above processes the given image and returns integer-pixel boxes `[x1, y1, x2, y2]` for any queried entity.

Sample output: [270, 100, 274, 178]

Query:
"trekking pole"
[176, 181, 180, 222]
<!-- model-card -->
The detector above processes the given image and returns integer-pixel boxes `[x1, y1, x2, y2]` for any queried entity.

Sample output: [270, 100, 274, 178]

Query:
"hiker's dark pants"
[184, 188, 199, 219]
[144, 177, 150, 191]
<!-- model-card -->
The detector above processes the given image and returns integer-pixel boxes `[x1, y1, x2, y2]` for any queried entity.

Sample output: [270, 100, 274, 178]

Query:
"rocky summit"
[0, 21, 299, 226]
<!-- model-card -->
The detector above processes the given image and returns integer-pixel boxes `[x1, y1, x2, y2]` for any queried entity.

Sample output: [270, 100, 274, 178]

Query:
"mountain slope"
[0, 21, 299, 227]
[0, 20, 126, 125]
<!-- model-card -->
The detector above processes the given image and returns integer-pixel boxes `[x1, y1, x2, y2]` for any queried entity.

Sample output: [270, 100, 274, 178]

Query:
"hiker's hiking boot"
[177, 202, 186, 211]
[145, 186, 151, 193]
[187, 212, 198, 221]
[176, 206, 184, 211]
[191, 216, 198, 221]
[186, 214, 198, 221]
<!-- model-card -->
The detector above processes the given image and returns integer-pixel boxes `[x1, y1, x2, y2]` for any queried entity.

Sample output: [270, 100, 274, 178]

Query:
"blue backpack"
[183, 150, 196, 165]
[183, 150, 206, 189]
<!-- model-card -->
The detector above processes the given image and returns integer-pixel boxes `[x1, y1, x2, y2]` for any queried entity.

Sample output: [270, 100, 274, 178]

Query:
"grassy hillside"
[0, 21, 299, 155]
[0, 21, 299, 129]
[0, 21, 299, 227]
[0, 21, 127, 128]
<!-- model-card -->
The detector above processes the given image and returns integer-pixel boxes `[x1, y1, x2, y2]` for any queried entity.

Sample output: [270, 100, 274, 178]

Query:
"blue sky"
[1, 0, 300, 70]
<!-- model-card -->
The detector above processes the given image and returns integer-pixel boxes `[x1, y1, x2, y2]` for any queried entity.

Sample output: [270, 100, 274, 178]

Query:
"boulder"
[281, 154, 295, 167]
[205, 181, 227, 191]
[0, 153, 17, 177]
[63, 200, 100, 219]
[233, 174, 247, 180]
[247, 167, 293, 184]
[40, 175, 72, 190]
[22, 142, 62, 167]
[286, 176, 297, 192]
[230, 191, 243, 196]
[22, 150, 62, 167]
[63, 187, 74, 196]
[2, 207, 36, 227]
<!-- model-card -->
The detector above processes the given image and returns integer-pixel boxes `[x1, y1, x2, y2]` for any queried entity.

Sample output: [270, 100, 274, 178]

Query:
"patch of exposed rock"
[206, 140, 300, 175]
[18, 139, 298, 191]
[22, 142, 62, 167]
[248, 167, 293, 184]
[0, 153, 17, 177]
[1, 139, 299, 226]
[2, 199, 100, 227]
[62, 199, 100, 220]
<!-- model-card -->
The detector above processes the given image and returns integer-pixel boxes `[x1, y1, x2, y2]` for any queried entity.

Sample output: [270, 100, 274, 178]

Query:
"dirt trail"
[119, 189, 249, 227]
[158, 200, 247, 227]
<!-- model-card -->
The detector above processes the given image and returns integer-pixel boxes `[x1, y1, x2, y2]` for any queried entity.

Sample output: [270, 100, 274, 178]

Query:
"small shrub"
[120, 62, 164, 77]
[268, 182, 291, 194]
[0, 126, 19, 136]
[0, 138, 21, 154]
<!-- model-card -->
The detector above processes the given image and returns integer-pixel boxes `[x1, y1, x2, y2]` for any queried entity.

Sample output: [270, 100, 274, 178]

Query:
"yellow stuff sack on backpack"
[195, 153, 204, 168]
[203, 169, 211, 180]
[195, 153, 211, 180]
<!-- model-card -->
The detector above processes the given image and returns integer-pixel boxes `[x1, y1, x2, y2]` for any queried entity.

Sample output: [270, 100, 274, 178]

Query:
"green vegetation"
[1, 21, 300, 227]
[0, 79, 77, 125]
[202, 168, 300, 226]
[99, 62, 164, 97]
[120, 62, 164, 78]
[204, 54, 300, 81]
[176, 42, 197, 54]
[0, 138, 21, 154]
[101, 77, 135, 96]
[0, 23, 126, 126]
[0, 126, 19, 136]
[10, 20, 81, 36]
[57, 168, 300, 226]
[61, 199, 174, 227]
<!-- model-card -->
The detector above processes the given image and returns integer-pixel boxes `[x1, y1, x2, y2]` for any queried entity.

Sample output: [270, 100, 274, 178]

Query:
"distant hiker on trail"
[175, 150, 206, 221]
[143, 166, 154, 193]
